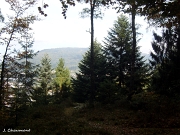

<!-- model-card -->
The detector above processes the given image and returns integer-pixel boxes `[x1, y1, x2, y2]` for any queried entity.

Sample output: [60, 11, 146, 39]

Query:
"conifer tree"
[34, 54, 53, 105]
[17, 33, 37, 85]
[150, 27, 180, 96]
[72, 40, 108, 103]
[103, 14, 132, 91]
[11, 29, 38, 127]
[53, 58, 71, 102]
[13, 28, 38, 107]
[103, 14, 149, 97]
[4, 23, 38, 126]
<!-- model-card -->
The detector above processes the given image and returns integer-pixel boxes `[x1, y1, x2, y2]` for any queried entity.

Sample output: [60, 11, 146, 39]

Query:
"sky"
[0, 0, 161, 55]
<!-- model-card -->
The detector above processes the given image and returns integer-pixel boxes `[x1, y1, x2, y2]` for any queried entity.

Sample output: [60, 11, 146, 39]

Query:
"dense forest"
[0, 0, 180, 134]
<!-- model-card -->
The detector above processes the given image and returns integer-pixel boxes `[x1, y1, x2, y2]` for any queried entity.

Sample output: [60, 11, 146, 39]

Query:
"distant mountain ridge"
[32, 48, 88, 71]
[32, 47, 150, 72]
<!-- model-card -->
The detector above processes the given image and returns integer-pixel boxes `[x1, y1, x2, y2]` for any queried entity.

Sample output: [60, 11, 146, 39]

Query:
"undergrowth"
[1, 92, 180, 135]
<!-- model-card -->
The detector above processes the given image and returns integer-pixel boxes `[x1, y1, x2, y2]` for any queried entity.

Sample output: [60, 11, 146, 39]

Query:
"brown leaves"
[12, 18, 29, 30]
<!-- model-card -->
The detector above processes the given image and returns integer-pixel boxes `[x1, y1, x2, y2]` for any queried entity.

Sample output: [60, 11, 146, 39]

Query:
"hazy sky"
[0, 0, 161, 55]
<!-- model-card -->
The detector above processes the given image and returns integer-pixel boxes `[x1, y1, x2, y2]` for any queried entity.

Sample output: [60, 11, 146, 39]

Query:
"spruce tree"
[34, 54, 53, 105]
[6, 27, 38, 125]
[72, 40, 109, 103]
[103, 14, 149, 97]
[53, 58, 71, 102]
[103, 14, 132, 91]
[13, 30, 38, 107]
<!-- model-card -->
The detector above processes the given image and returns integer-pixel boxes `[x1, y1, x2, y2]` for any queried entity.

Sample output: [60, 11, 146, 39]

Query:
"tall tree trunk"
[0, 59, 5, 110]
[128, 2, 136, 101]
[0, 29, 15, 109]
[89, 0, 95, 108]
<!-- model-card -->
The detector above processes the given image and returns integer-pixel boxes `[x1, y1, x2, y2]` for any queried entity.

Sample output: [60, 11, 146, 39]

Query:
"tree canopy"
[150, 27, 180, 96]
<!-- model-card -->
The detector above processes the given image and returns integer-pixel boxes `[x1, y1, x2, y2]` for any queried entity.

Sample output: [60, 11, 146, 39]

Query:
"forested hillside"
[32, 48, 88, 71]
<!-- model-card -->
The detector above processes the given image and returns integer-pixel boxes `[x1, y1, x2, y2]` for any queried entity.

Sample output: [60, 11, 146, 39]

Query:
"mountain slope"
[32, 48, 88, 71]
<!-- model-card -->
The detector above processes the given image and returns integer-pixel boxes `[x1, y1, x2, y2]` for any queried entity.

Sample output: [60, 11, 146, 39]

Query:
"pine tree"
[72, 40, 109, 103]
[103, 14, 149, 97]
[53, 58, 71, 103]
[150, 27, 180, 96]
[34, 54, 53, 105]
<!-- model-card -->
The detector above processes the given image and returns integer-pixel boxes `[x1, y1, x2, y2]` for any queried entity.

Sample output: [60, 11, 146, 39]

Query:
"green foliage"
[53, 58, 71, 103]
[150, 27, 180, 96]
[130, 47, 150, 93]
[14, 30, 38, 91]
[33, 54, 53, 105]
[97, 79, 118, 104]
[72, 40, 108, 103]
[54, 58, 71, 89]
[103, 14, 132, 89]
[12, 30, 37, 106]
[103, 14, 150, 96]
